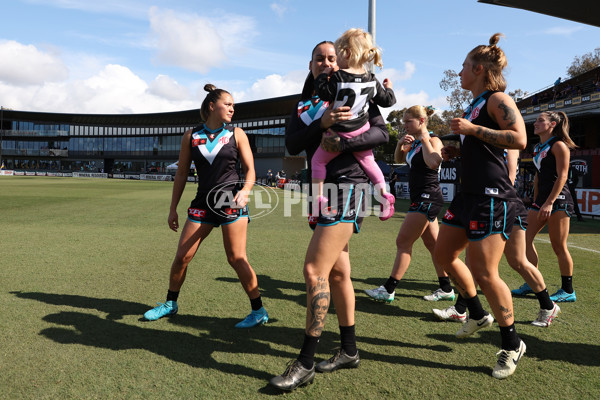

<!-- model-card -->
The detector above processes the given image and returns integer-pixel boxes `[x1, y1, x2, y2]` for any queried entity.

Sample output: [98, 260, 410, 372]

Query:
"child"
[313, 28, 396, 220]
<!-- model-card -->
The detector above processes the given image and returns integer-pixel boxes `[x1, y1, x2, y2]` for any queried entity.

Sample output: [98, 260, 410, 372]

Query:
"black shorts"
[530, 196, 574, 217]
[442, 192, 516, 241]
[188, 195, 249, 226]
[408, 200, 443, 222]
[308, 183, 367, 233]
[513, 199, 528, 230]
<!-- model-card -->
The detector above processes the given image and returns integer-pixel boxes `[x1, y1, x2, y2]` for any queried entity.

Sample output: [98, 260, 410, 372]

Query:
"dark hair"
[467, 33, 507, 92]
[300, 41, 335, 100]
[544, 111, 577, 149]
[200, 84, 230, 121]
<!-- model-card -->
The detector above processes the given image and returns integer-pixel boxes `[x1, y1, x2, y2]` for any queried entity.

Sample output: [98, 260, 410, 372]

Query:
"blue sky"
[1, 0, 599, 117]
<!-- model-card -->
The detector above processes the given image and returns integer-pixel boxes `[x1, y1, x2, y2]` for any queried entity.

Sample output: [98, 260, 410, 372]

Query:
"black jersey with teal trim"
[532, 136, 572, 205]
[189, 123, 239, 198]
[287, 97, 388, 187]
[314, 70, 396, 133]
[405, 136, 443, 203]
[460, 90, 518, 200]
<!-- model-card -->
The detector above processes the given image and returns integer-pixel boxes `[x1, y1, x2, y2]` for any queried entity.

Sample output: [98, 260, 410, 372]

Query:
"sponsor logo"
[444, 209, 455, 220]
[219, 136, 230, 145]
[188, 208, 206, 218]
[421, 193, 430, 199]
[485, 187, 499, 195]
[571, 159, 588, 175]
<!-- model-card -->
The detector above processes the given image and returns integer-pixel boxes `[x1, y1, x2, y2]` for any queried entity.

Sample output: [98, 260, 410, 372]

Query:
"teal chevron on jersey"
[298, 96, 329, 126]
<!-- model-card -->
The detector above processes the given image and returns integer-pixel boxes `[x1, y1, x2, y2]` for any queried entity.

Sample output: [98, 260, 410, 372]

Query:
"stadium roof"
[3, 94, 301, 127]
[478, 0, 600, 27]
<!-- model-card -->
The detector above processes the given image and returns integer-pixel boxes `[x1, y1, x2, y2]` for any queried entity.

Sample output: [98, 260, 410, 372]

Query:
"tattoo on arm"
[321, 135, 342, 152]
[498, 101, 516, 127]
[474, 127, 515, 146]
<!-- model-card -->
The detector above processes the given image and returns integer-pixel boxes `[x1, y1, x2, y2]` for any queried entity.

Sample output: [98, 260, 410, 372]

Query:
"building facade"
[0, 94, 307, 179]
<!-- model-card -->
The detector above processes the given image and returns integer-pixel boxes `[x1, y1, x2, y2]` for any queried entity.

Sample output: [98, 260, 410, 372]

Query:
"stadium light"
[368, 0, 376, 73]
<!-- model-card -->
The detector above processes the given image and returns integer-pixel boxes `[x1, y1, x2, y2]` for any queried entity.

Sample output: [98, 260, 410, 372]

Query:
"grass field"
[1, 176, 599, 399]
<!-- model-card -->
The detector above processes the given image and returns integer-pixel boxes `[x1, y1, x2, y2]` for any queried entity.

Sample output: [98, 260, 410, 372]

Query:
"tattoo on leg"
[308, 291, 330, 336]
[447, 273, 467, 296]
[309, 276, 328, 295]
[499, 305, 513, 320]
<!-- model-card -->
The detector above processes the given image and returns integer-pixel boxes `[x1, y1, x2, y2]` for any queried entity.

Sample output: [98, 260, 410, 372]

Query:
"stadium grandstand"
[0, 95, 304, 179]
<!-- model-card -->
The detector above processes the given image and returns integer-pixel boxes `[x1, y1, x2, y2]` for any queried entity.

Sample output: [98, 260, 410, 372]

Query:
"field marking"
[535, 238, 600, 254]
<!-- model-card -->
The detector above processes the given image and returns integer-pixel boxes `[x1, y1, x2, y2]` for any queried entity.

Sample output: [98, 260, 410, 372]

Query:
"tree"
[567, 48, 600, 78]
[508, 89, 529, 102]
[428, 113, 451, 136]
[439, 69, 471, 116]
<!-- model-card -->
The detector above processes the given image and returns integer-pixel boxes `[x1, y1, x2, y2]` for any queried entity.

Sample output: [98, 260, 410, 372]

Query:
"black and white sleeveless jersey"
[533, 136, 572, 205]
[405, 136, 443, 204]
[189, 123, 239, 198]
[314, 70, 396, 132]
[459, 90, 518, 200]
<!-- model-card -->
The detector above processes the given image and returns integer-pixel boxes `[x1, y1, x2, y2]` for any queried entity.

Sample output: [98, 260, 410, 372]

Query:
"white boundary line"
[535, 238, 600, 254]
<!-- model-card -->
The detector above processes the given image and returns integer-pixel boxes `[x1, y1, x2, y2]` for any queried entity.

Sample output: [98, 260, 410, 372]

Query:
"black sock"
[383, 277, 399, 294]
[500, 324, 521, 351]
[561, 276, 574, 293]
[454, 294, 468, 314]
[250, 295, 263, 311]
[465, 295, 485, 320]
[438, 277, 452, 293]
[339, 325, 357, 357]
[166, 290, 179, 302]
[534, 288, 554, 310]
[297, 334, 319, 369]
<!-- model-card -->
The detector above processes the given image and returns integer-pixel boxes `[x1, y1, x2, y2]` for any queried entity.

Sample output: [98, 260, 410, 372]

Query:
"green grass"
[1, 176, 599, 399]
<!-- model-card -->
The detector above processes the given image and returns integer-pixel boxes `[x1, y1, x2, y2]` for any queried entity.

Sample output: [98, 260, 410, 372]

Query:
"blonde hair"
[334, 28, 382, 69]
[200, 84, 230, 121]
[543, 111, 577, 149]
[467, 33, 507, 92]
[404, 105, 436, 125]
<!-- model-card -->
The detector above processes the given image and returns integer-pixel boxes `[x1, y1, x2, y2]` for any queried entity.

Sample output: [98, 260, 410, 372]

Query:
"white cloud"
[232, 70, 306, 103]
[0, 40, 68, 86]
[148, 75, 190, 101]
[0, 60, 199, 114]
[377, 87, 448, 121]
[270, 1, 290, 18]
[543, 26, 584, 36]
[148, 7, 257, 74]
[379, 62, 416, 83]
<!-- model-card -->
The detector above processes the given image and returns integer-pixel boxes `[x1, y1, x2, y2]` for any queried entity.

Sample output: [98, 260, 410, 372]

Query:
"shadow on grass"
[11, 290, 494, 388]
[426, 330, 600, 367]
[10, 291, 147, 320]
[216, 275, 306, 306]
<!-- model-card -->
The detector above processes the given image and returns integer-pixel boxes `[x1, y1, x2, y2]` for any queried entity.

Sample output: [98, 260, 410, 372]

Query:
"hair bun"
[204, 83, 217, 93]
[489, 33, 503, 47]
